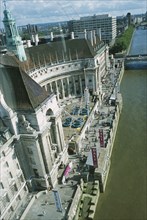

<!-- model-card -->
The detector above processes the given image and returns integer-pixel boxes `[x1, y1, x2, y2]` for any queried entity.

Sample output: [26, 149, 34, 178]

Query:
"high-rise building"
[68, 14, 117, 45]
[126, 12, 132, 25]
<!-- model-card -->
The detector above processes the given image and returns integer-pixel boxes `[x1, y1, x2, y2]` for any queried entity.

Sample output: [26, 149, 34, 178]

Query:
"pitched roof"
[0, 52, 20, 67]
[0, 63, 50, 112]
[23, 38, 95, 69]
[0, 37, 103, 72]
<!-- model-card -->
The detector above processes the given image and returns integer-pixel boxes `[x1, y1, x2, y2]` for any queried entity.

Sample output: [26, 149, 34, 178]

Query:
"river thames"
[94, 28, 147, 220]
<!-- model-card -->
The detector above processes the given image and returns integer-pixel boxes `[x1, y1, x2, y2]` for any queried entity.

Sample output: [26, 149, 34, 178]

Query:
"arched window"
[46, 108, 54, 121]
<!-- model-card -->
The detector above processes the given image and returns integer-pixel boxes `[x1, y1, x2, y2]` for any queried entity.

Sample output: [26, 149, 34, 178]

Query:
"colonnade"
[42, 69, 103, 101]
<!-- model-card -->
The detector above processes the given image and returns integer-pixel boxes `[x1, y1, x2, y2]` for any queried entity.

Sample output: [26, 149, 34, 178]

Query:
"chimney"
[71, 32, 74, 39]
[31, 34, 35, 42]
[84, 29, 87, 39]
[96, 28, 101, 41]
[26, 40, 32, 48]
[50, 32, 54, 41]
[93, 30, 96, 44]
[34, 34, 39, 46]
[87, 31, 93, 46]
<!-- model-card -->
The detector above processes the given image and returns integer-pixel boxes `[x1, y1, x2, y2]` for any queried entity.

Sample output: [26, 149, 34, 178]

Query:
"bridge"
[124, 54, 147, 69]
[125, 54, 147, 61]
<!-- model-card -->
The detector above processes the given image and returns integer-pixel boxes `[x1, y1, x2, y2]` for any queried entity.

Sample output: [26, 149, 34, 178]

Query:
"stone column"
[97, 67, 102, 106]
[66, 77, 70, 97]
[72, 76, 76, 96]
[55, 81, 59, 100]
[95, 68, 99, 94]
[92, 74, 95, 94]
[79, 75, 83, 95]
[61, 79, 65, 99]
[84, 68, 88, 88]
[44, 84, 48, 92]
[50, 82, 53, 93]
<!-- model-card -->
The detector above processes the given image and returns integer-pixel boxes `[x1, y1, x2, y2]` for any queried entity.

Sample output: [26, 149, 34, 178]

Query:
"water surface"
[94, 28, 147, 220]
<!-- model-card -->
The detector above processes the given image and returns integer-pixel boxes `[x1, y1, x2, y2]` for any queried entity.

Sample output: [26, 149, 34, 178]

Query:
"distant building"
[126, 12, 132, 26]
[68, 14, 117, 45]
[117, 16, 128, 36]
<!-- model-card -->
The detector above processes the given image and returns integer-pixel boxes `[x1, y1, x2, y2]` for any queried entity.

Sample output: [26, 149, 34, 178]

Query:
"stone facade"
[28, 43, 110, 102]
[0, 92, 28, 220]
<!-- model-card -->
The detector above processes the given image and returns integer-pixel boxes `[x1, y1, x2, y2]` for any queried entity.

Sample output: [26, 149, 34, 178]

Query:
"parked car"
[71, 107, 80, 115]
[80, 108, 89, 115]
[65, 117, 72, 122]
[77, 117, 84, 122]
[71, 123, 82, 128]
[62, 121, 71, 127]
[71, 119, 83, 128]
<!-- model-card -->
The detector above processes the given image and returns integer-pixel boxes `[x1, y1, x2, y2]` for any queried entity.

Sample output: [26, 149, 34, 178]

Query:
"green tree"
[110, 25, 134, 55]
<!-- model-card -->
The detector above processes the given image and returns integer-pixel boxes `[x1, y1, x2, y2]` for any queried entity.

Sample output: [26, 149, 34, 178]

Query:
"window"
[0, 182, 4, 189]
[20, 174, 24, 182]
[16, 195, 21, 201]
[33, 169, 39, 177]
[4, 193, 10, 203]
[2, 151, 5, 157]
[16, 163, 20, 169]
[10, 206, 14, 211]
[13, 183, 18, 191]
[24, 186, 27, 192]
[9, 172, 13, 178]
[5, 162, 9, 167]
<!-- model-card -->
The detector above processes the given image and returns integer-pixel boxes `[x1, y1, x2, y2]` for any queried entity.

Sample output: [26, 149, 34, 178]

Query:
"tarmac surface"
[23, 155, 83, 220]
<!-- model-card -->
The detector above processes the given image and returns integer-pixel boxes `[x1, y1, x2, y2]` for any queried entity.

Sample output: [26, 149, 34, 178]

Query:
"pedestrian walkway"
[21, 156, 84, 220]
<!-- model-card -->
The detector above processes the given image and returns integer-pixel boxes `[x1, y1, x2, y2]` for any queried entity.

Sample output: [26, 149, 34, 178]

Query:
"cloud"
[0, 0, 146, 27]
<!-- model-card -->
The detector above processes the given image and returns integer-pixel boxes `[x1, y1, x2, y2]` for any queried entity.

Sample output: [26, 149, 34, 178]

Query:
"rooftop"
[0, 61, 50, 112]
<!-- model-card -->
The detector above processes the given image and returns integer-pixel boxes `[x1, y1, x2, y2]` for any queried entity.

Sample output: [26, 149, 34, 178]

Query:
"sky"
[0, 0, 147, 27]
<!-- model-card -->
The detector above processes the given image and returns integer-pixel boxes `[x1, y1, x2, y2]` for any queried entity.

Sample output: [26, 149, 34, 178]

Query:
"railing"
[125, 54, 147, 60]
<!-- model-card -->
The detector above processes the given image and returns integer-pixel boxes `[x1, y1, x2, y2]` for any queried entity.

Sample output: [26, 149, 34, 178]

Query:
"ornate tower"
[2, 1, 27, 61]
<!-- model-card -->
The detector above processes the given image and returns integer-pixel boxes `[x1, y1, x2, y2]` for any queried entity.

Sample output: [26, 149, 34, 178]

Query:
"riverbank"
[94, 28, 147, 220]
[70, 61, 124, 219]
[19, 59, 124, 220]
[110, 25, 135, 55]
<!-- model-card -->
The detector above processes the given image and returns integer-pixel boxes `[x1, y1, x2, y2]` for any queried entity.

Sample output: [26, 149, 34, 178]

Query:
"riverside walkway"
[19, 59, 124, 220]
